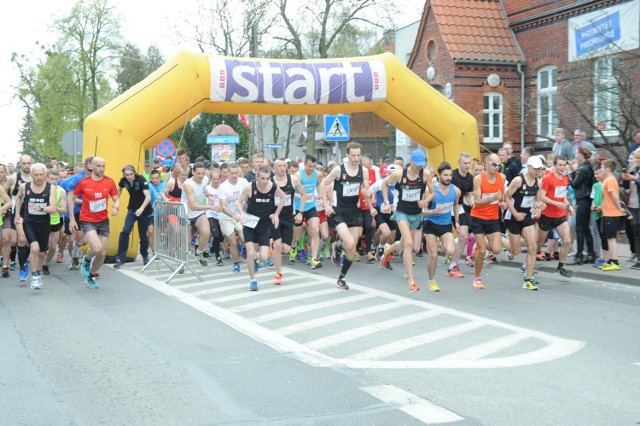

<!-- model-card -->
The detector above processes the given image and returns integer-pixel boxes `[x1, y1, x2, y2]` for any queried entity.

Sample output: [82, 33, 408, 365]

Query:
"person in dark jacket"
[568, 146, 595, 264]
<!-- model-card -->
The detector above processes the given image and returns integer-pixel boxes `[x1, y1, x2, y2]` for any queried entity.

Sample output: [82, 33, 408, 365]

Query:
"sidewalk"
[496, 243, 639, 287]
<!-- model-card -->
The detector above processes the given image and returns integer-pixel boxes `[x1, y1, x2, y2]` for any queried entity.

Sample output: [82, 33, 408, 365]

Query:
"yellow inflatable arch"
[83, 50, 479, 257]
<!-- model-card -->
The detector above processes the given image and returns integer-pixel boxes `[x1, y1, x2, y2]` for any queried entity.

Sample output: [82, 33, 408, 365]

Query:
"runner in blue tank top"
[293, 155, 322, 269]
[423, 162, 462, 291]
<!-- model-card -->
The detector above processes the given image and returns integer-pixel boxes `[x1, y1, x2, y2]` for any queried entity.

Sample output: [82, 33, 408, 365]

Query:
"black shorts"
[64, 213, 81, 235]
[189, 213, 205, 227]
[330, 208, 363, 228]
[294, 208, 319, 226]
[423, 221, 453, 237]
[374, 212, 397, 230]
[50, 221, 63, 233]
[538, 214, 568, 232]
[23, 221, 51, 252]
[601, 216, 623, 239]
[243, 219, 271, 247]
[270, 217, 294, 246]
[2, 211, 13, 230]
[452, 207, 471, 228]
[506, 215, 535, 235]
[470, 216, 501, 235]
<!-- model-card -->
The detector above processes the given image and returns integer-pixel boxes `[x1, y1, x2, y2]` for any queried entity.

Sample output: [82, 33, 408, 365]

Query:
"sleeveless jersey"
[49, 185, 64, 225]
[246, 181, 276, 219]
[511, 173, 539, 214]
[335, 164, 363, 210]
[425, 184, 457, 225]
[274, 174, 295, 218]
[23, 182, 51, 224]
[470, 172, 504, 220]
[395, 168, 425, 215]
[167, 179, 183, 201]
[181, 177, 209, 219]
[295, 169, 317, 212]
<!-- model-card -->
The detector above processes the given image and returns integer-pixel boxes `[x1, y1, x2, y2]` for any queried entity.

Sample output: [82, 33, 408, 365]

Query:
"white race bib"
[243, 213, 260, 229]
[482, 192, 499, 205]
[28, 202, 47, 215]
[274, 194, 292, 207]
[402, 188, 420, 202]
[554, 186, 567, 199]
[453, 204, 465, 216]
[521, 195, 535, 209]
[89, 198, 107, 213]
[342, 183, 360, 197]
[437, 201, 453, 213]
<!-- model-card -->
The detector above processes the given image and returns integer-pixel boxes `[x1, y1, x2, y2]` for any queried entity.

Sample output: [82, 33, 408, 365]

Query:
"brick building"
[408, 0, 640, 160]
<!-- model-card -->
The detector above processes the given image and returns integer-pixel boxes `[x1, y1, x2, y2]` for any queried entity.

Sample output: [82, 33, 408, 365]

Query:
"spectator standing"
[552, 128, 574, 160]
[572, 129, 596, 158]
[598, 160, 628, 271]
[568, 146, 596, 265]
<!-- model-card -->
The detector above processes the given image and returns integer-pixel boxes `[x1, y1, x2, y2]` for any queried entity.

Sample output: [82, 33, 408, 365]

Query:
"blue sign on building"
[207, 135, 240, 145]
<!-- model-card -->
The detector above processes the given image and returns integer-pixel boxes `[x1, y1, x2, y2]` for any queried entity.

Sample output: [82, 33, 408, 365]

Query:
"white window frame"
[593, 57, 620, 137]
[536, 66, 558, 140]
[483, 92, 503, 143]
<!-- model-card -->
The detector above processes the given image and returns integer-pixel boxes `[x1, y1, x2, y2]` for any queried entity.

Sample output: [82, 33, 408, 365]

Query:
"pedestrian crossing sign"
[324, 115, 350, 141]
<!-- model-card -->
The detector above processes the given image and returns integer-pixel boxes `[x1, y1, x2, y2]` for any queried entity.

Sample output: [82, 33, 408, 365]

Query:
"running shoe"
[56, 253, 64, 263]
[536, 253, 550, 261]
[86, 275, 99, 289]
[331, 242, 342, 266]
[522, 279, 539, 290]
[600, 262, 621, 271]
[310, 258, 323, 269]
[18, 266, 29, 282]
[593, 258, 607, 268]
[506, 251, 514, 260]
[472, 277, 485, 289]
[296, 249, 308, 261]
[273, 274, 283, 285]
[289, 248, 297, 262]
[383, 262, 393, 271]
[195, 252, 208, 266]
[379, 243, 392, 268]
[267, 257, 275, 267]
[81, 255, 91, 278]
[233, 262, 240, 273]
[254, 259, 261, 272]
[1, 267, 9, 278]
[113, 259, 124, 269]
[353, 252, 361, 262]
[42, 265, 50, 276]
[409, 281, 421, 293]
[9, 261, 16, 271]
[465, 256, 474, 267]
[523, 276, 540, 285]
[555, 266, 572, 278]
[429, 281, 441, 292]
[324, 247, 331, 260]
[446, 266, 464, 278]
[216, 256, 224, 267]
[630, 261, 640, 270]
[485, 254, 497, 264]
[202, 251, 211, 259]
[366, 251, 376, 263]
[336, 276, 349, 290]
[142, 256, 150, 265]
[31, 276, 42, 290]
[71, 257, 80, 270]
[249, 279, 258, 291]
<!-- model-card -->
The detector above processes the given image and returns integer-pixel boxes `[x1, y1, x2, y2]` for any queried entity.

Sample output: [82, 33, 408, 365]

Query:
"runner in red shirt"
[69, 157, 119, 289]
[537, 155, 574, 278]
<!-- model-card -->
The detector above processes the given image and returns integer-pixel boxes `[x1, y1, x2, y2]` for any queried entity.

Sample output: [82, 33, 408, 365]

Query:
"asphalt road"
[1, 250, 638, 426]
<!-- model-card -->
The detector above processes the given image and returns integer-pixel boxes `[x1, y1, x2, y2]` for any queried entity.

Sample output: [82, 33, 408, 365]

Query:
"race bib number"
[243, 213, 260, 229]
[521, 196, 534, 209]
[437, 201, 453, 213]
[89, 198, 107, 213]
[482, 192, 499, 205]
[453, 204, 465, 216]
[28, 202, 47, 215]
[342, 183, 360, 197]
[402, 188, 420, 202]
[554, 186, 567, 199]
[274, 194, 292, 207]
[315, 194, 324, 210]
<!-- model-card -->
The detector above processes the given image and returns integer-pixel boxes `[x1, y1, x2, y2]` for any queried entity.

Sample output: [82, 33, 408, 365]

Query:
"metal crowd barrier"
[141, 201, 203, 283]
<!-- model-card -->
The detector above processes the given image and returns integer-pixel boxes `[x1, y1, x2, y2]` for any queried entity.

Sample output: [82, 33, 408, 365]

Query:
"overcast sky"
[0, 0, 421, 165]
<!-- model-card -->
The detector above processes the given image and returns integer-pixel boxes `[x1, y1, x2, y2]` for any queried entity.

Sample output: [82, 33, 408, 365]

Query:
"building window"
[537, 66, 557, 140]
[483, 92, 503, 143]
[594, 57, 620, 136]
[427, 40, 436, 61]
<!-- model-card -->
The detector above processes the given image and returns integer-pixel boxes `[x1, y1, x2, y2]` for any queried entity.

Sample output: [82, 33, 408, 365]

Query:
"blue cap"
[410, 150, 426, 167]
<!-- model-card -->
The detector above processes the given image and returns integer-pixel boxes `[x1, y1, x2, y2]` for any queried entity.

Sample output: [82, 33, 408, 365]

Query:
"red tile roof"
[431, 0, 525, 63]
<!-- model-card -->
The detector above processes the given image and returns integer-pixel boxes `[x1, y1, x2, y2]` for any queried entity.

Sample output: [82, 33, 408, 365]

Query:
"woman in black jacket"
[569, 146, 596, 264]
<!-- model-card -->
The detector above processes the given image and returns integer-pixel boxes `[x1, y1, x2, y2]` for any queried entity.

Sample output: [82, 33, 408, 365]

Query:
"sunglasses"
[488, 162, 500, 168]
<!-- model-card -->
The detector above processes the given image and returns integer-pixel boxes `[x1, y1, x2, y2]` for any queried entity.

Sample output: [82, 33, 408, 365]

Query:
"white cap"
[527, 155, 544, 168]
[386, 164, 399, 172]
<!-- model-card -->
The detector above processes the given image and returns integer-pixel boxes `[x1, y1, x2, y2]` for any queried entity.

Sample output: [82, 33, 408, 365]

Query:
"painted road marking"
[360, 385, 464, 424]
[120, 265, 585, 369]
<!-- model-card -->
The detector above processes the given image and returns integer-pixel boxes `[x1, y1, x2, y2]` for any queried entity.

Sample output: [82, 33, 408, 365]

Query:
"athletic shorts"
[189, 213, 205, 227]
[64, 213, 81, 235]
[243, 219, 271, 247]
[470, 216, 501, 235]
[391, 211, 422, 230]
[294, 208, 319, 226]
[423, 221, 453, 237]
[318, 210, 328, 224]
[80, 219, 110, 237]
[219, 217, 243, 237]
[506, 215, 535, 235]
[2, 211, 13, 230]
[538, 214, 568, 232]
[50, 221, 63, 233]
[330, 208, 363, 228]
[601, 216, 623, 239]
[452, 210, 471, 228]
[270, 217, 294, 247]
[375, 212, 397, 231]
[23, 221, 51, 252]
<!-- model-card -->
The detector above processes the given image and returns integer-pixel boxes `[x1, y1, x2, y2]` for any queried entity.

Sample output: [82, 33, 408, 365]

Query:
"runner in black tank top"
[10, 154, 34, 282]
[319, 142, 373, 290]
[237, 167, 287, 291]
[450, 153, 474, 274]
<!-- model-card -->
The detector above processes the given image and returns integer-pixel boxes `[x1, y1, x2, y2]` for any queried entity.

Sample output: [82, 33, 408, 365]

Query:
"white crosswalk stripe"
[120, 263, 585, 370]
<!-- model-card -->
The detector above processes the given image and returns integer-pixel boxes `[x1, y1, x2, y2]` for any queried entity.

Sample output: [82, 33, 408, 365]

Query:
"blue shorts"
[391, 211, 422, 230]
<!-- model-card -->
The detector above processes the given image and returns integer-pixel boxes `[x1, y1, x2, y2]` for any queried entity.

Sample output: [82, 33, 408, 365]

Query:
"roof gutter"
[452, 59, 521, 66]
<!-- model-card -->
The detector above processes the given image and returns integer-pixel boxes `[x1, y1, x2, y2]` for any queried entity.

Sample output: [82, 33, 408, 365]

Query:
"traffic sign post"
[155, 139, 177, 159]
[60, 130, 83, 165]
[324, 115, 350, 142]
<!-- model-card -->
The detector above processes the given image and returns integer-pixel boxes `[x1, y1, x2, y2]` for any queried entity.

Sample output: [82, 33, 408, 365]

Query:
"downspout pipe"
[517, 62, 525, 153]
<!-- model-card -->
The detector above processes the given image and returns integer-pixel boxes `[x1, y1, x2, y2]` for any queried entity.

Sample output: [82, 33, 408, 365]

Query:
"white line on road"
[253, 293, 376, 323]
[360, 385, 464, 424]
